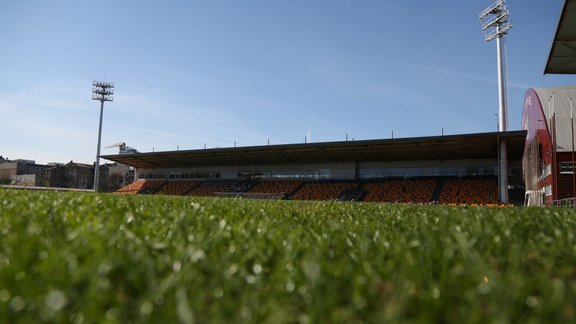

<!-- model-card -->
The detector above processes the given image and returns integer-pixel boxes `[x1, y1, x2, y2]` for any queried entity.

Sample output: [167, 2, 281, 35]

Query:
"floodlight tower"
[480, 0, 512, 203]
[92, 81, 114, 192]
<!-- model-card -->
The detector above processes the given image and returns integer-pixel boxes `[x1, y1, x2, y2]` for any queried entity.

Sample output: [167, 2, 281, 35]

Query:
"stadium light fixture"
[480, 0, 512, 131]
[92, 81, 114, 192]
[480, 0, 512, 203]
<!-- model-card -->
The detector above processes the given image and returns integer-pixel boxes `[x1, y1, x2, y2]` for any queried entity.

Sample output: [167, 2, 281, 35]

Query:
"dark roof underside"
[102, 131, 526, 169]
[545, 0, 576, 74]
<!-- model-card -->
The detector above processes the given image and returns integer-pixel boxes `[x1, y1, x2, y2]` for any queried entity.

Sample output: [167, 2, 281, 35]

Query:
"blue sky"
[0, 0, 574, 164]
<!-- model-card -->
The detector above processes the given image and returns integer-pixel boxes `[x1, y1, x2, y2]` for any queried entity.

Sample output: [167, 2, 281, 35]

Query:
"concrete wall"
[0, 162, 18, 183]
[11, 174, 37, 186]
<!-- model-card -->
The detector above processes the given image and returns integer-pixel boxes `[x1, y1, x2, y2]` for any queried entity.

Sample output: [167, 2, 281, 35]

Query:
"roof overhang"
[102, 131, 527, 169]
[545, 0, 576, 74]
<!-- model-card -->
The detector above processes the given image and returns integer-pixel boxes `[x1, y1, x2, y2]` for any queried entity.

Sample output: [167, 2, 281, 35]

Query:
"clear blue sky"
[0, 0, 574, 164]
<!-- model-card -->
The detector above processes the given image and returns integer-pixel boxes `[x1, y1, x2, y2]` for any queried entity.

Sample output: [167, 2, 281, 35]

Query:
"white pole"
[479, 0, 511, 203]
[496, 28, 509, 203]
[548, 96, 555, 203]
[571, 98, 575, 198]
[91, 81, 113, 192]
[552, 93, 557, 202]
[552, 92, 555, 115]
[496, 28, 507, 132]
[94, 100, 104, 192]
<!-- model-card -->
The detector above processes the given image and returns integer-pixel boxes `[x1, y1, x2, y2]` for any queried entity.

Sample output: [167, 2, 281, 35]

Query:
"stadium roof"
[102, 131, 527, 169]
[545, 0, 576, 74]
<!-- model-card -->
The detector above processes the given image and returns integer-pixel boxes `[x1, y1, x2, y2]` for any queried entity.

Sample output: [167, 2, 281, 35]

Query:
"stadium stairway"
[285, 181, 308, 200]
[234, 178, 259, 193]
[339, 188, 366, 202]
[430, 180, 445, 203]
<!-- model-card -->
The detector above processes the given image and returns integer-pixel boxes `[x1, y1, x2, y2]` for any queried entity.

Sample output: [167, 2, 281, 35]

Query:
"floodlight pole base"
[499, 139, 509, 203]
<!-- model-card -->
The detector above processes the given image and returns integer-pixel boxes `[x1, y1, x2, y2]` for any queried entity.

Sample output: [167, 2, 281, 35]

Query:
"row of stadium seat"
[292, 182, 359, 201]
[188, 185, 235, 197]
[248, 179, 303, 198]
[186, 179, 243, 197]
[438, 179, 499, 205]
[158, 181, 201, 195]
[114, 178, 501, 205]
[113, 180, 165, 194]
[362, 179, 436, 204]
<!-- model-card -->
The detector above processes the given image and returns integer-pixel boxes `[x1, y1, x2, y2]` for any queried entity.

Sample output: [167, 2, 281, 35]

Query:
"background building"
[0, 158, 128, 192]
[0, 159, 49, 186]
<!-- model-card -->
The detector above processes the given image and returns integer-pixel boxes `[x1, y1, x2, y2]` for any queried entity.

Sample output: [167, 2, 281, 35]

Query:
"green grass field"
[0, 189, 575, 323]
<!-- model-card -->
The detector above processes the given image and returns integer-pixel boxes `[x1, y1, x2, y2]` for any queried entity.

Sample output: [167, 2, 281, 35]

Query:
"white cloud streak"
[322, 50, 535, 90]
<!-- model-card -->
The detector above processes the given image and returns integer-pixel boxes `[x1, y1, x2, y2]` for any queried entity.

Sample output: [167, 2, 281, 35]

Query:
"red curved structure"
[522, 87, 576, 205]
[522, 89, 554, 204]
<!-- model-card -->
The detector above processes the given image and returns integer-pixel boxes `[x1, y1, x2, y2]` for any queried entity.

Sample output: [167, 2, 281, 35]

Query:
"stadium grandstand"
[103, 131, 526, 205]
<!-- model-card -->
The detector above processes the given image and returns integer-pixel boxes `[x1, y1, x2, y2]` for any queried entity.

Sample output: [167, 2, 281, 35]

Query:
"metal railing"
[551, 197, 576, 208]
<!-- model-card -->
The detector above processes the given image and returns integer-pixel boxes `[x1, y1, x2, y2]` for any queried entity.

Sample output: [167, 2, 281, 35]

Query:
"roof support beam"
[313, 146, 338, 162]
[266, 148, 294, 164]
[363, 144, 389, 162]
[427, 141, 445, 162]
[132, 156, 164, 168]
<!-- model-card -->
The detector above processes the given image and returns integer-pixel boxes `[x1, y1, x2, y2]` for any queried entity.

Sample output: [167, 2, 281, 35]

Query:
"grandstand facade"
[104, 131, 526, 205]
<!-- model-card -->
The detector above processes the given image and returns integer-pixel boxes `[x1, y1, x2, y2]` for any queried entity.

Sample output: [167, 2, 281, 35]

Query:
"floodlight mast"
[92, 81, 114, 192]
[480, 0, 512, 203]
